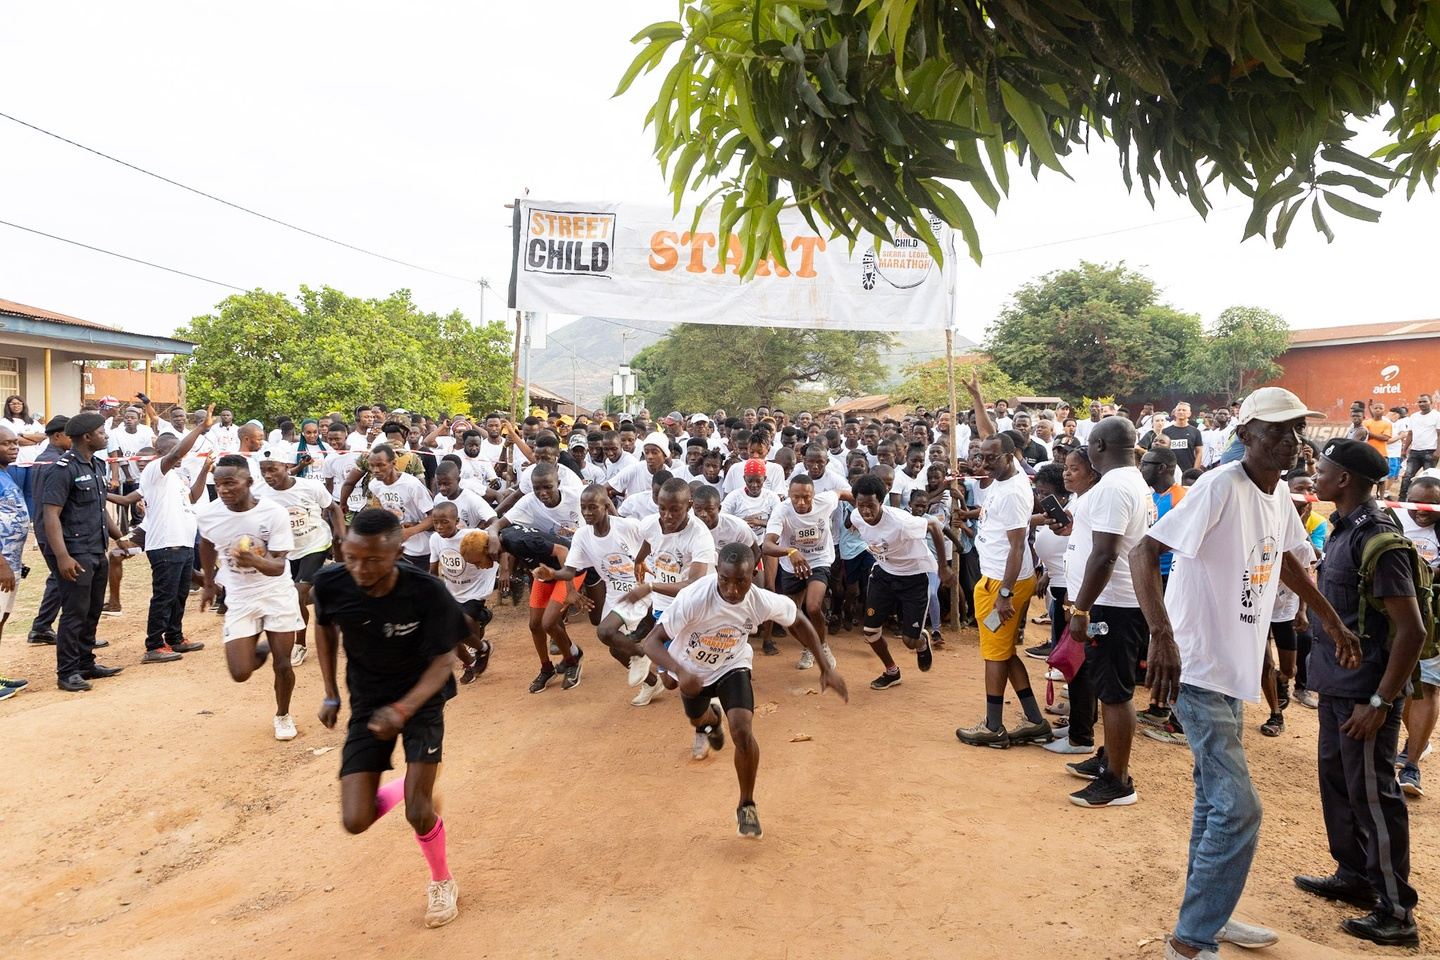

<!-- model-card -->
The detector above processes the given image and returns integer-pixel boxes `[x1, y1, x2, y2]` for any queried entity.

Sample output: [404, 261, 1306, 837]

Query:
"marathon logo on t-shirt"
[524, 209, 614, 277]
[1239, 536, 1278, 623]
[603, 552, 636, 588]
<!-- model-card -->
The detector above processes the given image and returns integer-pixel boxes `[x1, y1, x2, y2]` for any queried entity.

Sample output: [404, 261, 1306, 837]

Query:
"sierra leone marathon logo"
[860, 216, 943, 291]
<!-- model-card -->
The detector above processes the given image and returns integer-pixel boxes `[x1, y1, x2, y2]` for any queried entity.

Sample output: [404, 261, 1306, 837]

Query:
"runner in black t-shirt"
[313, 508, 469, 930]
[1161, 403, 1204, 471]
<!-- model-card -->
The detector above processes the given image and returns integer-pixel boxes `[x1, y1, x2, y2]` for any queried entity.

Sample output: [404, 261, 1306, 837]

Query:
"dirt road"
[5, 552, 1433, 959]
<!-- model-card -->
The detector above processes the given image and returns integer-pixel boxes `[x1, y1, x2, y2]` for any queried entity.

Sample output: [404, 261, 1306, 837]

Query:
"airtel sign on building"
[1264, 319, 1440, 423]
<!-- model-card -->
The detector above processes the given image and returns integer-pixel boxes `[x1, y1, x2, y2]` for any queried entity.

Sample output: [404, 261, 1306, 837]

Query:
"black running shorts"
[682, 668, 755, 720]
[777, 564, 830, 595]
[340, 701, 445, 777]
[864, 567, 931, 639]
[1085, 605, 1148, 705]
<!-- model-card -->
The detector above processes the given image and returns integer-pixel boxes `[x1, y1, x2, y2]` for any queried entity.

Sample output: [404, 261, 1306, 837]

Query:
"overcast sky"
[3, 1, 1435, 351]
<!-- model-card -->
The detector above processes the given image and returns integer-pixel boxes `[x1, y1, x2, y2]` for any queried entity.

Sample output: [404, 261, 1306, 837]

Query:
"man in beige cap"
[1132, 387, 1364, 960]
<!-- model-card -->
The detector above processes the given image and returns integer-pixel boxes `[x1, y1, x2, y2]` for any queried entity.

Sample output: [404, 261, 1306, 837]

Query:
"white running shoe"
[627, 655, 651, 688]
[821, 643, 836, 669]
[1044, 737, 1095, 755]
[273, 714, 297, 741]
[630, 677, 662, 706]
[796, 649, 815, 670]
[290, 644, 307, 667]
[1044, 667, 1064, 682]
[425, 878, 459, 928]
[692, 730, 710, 760]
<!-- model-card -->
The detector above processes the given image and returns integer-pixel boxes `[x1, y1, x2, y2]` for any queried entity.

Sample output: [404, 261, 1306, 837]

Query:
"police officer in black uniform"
[1295, 438, 1426, 948]
[40, 412, 135, 691]
[25, 415, 69, 646]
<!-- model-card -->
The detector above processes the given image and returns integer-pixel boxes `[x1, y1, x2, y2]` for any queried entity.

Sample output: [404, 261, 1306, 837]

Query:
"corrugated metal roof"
[0, 297, 123, 332]
[1288, 319, 1440, 346]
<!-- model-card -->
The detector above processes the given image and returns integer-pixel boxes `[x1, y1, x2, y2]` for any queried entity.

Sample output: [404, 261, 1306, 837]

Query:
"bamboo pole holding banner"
[509, 310, 523, 423]
[945, 329, 962, 630]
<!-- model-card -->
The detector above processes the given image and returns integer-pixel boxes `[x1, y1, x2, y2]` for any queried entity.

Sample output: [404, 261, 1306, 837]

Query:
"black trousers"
[1317, 694, 1416, 920]
[145, 546, 193, 651]
[29, 562, 62, 637]
[42, 547, 109, 680]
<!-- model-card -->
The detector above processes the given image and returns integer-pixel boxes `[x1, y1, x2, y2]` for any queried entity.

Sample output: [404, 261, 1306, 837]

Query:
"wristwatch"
[998, 586, 1013, 598]
[1369, 693, 1394, 712]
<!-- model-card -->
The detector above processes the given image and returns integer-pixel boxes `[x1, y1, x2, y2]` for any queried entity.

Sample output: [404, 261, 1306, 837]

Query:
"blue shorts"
[1389, 456, 1402, 479]
[1421, 654, 1440, 687]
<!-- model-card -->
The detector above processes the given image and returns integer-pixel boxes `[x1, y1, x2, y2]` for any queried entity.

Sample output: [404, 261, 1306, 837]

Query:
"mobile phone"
[1039, 494, 1069, 526]
[983, 610, 1002, 631]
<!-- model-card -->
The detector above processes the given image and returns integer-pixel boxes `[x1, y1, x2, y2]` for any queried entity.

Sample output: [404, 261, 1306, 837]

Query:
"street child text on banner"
[507, 199, 956, 332]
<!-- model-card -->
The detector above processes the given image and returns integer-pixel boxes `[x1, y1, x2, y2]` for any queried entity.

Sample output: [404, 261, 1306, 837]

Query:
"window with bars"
[0, 358, 19, 397]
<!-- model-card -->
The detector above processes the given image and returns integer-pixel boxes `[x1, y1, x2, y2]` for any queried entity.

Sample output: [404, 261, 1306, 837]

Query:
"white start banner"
[507, 199, 956, 332]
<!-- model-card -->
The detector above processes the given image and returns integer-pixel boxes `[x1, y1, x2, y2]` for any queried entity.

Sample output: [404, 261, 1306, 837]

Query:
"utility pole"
[478, 277, 490, 325]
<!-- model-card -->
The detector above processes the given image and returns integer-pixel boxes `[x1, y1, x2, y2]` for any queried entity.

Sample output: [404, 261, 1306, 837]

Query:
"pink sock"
[374, 778, 405, 819]
[416, 818, 452, 882]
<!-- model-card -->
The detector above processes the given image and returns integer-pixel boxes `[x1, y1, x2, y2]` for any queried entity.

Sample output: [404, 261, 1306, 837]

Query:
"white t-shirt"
[209, 423, 240, 453]
[346, 431, 376, 453]
[974, 471, 1035, 582]
[195, 497, 296, 604]
[506, 488, 582, 537]
[478, 437, 528, 469]
[1401, 511, 1440, 569]
[766, 491, 840, 574]
[891, 467, 925, 506]
[138, 458, 198, 550]
[1074, 419, 1099, 443]
[565, 516, 646, 616]
[1407, 409, 1440, 450]
[849, 505, 936, 577]
[256, 478, 334, 559]
[1201, 427, 1234, 467]
[639, 513, 717, 613]
[456, 452, 499, 485]
[1272, 544, 1317, 623]
[703, 512, 758, 551]
[722, 487, 781, 527]
[435, 487, 496, 531]
[609, 459, 666, 500]
[722, 460, 786, 496]
[1064, 466, 1154, 608]
[618, 490, 658, 519]
[428, 529, 496, 603]
[662, 575, 797, 685]
[1033, 522, 1069, 583]
[518, 461, 584, 496]
[3, 416, 44, 465]
[367, 473, 434, 555]
[320, 449, 364, 512]
[1388, 418, 1407, 458]
[108, 425, 155, 482]
[1147, 462, 1309, 701]
[599, 452, 638, 483]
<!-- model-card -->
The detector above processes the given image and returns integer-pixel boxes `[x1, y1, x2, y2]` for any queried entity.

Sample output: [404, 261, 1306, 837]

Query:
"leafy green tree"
[173, 286, 511, 424]
[893, 356, 1032, 410]
[623, 1, 1440, 267]
[630, 324, 893, 413]
[984, 262, 1203, 400]
[1184, 305, 1291, 400]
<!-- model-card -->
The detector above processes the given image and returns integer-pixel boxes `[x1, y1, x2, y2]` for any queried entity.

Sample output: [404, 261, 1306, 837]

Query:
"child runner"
[257, 452, 345, 666]
[427, 502, 494, 684]
[640, 542, 848, 838]
[313, 508, 470, 929]
[762, 473, 847, 670]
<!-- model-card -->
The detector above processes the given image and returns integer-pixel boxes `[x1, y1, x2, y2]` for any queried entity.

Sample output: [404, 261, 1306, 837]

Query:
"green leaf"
[614, 39, 672, 97]
[1321, 189, 1382, 222]
[630, 21, 683, 43]
[1311, 196, 1335, 242]
[921, 178, 982, 263]
[796, 78, 835, 118]
[999, 81, 1065, 173]
[1315, 170, 1388, 198]
[1320, 145, 1397, 181]
[1272, 196, 1304, 247]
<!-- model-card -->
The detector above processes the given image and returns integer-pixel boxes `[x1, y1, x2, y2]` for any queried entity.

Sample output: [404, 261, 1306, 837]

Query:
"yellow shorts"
[973, 575, 1037, 661]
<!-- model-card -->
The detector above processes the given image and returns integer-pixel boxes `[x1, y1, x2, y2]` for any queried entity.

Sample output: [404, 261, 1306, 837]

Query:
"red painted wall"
[1265, 338, 1440, 424]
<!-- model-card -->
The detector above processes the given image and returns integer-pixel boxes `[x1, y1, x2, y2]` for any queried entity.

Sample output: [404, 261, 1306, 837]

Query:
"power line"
[0, 218, 250, 292]
[984, 203, 1247, 257]
[0, 109, 481, 284]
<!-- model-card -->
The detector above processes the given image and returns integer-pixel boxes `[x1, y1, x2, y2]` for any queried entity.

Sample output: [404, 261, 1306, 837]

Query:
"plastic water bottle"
[1086, 621, 1109, 638]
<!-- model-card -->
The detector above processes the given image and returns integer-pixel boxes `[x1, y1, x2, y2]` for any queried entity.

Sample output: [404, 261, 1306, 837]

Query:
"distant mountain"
[525, 316, 975, 408]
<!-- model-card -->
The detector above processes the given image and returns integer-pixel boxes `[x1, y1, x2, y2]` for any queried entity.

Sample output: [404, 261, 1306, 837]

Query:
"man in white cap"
[606, 432, 672, 507]
[1131, 387, 1364, 960]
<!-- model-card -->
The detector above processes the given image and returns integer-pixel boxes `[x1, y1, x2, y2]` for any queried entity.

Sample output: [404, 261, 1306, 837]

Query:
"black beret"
[1321, 438, 1388, 484]
[65, 412, 106, 438]
[44, 415, 70, 435]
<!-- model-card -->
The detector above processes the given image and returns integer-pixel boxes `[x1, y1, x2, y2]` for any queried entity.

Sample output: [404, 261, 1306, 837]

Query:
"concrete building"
[1265, 320, 1440, 423]
[0, 298, 195, 418]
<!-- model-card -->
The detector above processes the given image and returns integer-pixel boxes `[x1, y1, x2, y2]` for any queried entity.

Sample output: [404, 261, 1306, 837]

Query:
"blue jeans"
[924, 570, 940, 632]
[1172, 683, 1262, 953]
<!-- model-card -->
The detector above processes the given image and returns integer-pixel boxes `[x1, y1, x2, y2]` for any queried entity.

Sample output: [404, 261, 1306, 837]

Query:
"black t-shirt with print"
[312, 563, 466, 713]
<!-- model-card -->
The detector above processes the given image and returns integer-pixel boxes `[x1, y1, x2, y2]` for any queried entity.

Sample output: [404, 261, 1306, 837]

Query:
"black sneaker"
[529, 665, 558, 694]
[1069, 771, 1137, 807]
[870, 670, 902, 691]
[1066, 747, 1108, 781]
[561, 651, 584, 690]
[1023, 641, 1055, 660]
[702, 702, 726, 751]
[916, 631, 933, 672]
[1277, 677, 1291, 710]
[736, 803, 762, 839]
[1136, 705, 1170, 728]
[473, 640, 492, 677]
[1260, 712, 1284, 737]
[761, 637, 780, 656]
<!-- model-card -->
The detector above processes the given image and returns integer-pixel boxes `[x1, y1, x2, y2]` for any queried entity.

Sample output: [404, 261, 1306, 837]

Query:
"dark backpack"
[1357, 531, 1440, 695]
